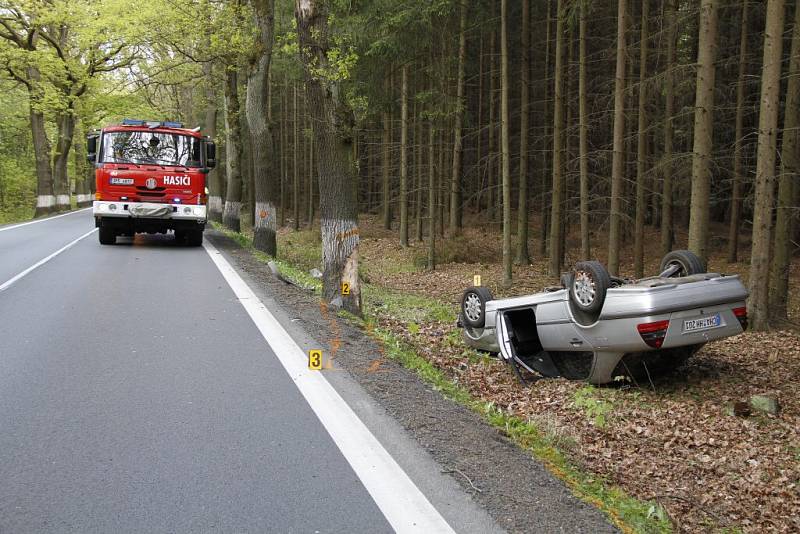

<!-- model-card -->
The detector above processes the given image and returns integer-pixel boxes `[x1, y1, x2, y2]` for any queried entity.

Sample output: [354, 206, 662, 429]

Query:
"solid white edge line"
[0, 228, 98, 292]
[203, 240, 455, 534]
[0, 207, 92, 233]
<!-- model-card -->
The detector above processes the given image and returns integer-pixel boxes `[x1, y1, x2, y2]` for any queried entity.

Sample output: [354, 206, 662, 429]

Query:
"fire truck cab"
[88, 119, 216, 246]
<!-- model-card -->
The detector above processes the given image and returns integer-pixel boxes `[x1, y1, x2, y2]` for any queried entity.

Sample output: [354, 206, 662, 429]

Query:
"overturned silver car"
[459, 251, 748, 384]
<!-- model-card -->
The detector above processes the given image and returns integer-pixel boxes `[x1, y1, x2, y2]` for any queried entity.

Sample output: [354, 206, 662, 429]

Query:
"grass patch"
[215, 222, 672, 533]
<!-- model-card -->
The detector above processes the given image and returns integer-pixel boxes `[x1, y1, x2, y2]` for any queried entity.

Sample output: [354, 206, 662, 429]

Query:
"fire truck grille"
[138, 191, 166, 198]
[136, 186, 166, 192]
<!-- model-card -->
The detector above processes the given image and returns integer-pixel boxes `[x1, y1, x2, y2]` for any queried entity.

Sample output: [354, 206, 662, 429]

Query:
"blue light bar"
[121, 118, 145, 126]
[162, 121, 183, 128]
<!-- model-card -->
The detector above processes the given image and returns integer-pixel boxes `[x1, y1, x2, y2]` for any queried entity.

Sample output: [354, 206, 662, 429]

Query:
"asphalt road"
[0, 211, 492, 533]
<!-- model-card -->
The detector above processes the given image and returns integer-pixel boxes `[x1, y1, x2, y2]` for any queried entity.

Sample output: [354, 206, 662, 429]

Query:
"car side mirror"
[86, 134, 98, 164]
[206, 141, 216, 169]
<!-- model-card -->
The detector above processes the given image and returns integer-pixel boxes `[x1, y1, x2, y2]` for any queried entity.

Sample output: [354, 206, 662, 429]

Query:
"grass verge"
[210, 223, 672, 534]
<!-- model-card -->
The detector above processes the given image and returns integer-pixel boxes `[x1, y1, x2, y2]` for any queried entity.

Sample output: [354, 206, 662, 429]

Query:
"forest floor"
[243, 214, 799, 533]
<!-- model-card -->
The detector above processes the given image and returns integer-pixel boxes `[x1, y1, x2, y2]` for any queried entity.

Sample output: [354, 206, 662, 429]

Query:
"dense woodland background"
[0, 0, 798, 328]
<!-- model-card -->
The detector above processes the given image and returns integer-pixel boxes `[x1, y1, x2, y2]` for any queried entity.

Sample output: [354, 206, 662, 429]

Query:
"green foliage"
[573, 386, 616, 428]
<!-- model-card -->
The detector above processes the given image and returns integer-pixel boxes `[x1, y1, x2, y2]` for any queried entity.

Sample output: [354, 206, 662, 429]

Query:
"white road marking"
[0, 207, 92, 233]
[203, 240, 455, 534]
[0, 229, 98, 292]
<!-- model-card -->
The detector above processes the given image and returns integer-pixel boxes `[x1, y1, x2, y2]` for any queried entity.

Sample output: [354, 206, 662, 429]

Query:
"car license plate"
[110, 177, 134, 185]
[683, 313, 721, 333]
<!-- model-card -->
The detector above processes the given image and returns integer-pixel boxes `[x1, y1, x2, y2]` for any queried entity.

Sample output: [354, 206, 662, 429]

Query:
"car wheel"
[461, 286, 494, 329]
[569, 260, 611, 315]
[659, 250, 705, 277]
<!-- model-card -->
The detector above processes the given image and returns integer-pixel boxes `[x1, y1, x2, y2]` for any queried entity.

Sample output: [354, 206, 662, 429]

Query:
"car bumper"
[93, 201, 207, 222]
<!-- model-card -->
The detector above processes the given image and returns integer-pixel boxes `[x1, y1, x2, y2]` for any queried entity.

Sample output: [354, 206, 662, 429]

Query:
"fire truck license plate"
[110, 177, 134, 185]
[683, 313, 721, 333]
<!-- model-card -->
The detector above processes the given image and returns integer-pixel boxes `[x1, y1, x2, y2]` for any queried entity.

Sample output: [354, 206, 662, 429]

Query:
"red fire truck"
[87, 119, 216, 246]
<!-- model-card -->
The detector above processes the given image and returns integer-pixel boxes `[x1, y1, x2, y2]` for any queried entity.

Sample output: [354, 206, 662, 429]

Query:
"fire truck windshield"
[101, 131, 202, 167]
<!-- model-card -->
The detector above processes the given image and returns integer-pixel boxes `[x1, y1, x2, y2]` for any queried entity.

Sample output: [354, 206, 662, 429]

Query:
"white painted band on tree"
[36, 195, 56, 208]
[56, 195, 70, 206]
[209, 196, 223, 213]
[254, 201, 277, 230]
[223, 200, 242, 219]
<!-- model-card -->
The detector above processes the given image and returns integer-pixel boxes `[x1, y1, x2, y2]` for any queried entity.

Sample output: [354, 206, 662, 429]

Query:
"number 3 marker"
[308, 349, 323, 370]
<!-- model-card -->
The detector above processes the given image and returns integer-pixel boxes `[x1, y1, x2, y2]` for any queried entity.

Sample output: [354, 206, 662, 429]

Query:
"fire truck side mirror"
[86, 134, 98, 164]
[206, 141, 217, 169]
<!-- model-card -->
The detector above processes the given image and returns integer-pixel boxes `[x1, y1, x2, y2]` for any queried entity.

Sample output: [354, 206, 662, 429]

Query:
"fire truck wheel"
[174, 230, 187, 243]
[98, 225, 116, 245]
[187, 230, 203, 247]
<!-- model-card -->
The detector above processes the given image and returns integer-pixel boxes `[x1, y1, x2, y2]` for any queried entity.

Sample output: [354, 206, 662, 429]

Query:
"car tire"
[98, 225, 116, 245]
[569, 260, 611, 315]
[660, 250, 705, 277]
[461, 286, 494, 329]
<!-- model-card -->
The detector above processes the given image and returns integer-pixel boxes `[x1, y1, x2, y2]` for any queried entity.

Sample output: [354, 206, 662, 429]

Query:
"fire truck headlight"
[183, 206, 192, 214]
[194, 207, 205, 216]
[108, 203, 117, 211]
[97, 203, 107, 212]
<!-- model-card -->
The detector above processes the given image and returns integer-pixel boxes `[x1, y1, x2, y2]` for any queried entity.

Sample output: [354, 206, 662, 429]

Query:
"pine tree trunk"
[280, 78, 288, 227]
[295, 0, 362, 315]
[607, 0, 627, 275]
[292, 83, 300, 231]
[399, 64, 409, 247]
[634, 0, 649, 278]
[768, 0, 798, 322]
[428, 121, 436, 270]
[307, 110, 315, 226]
[727, 0, 749, 263]
[449, 1, 467, 233]
[205, 61, 222, 223]
[548, 0, 566, 277]
[578, 0, 590, 260]
[749, 0, 785, 331]
[223, 67, 243, 232]
[415, 113, 423, 242]
[475, 34, 484, 213]
[516, 0, 531, 265]
[487, 31, 496, 223]
[660, 0, 676, 257]
[539, 0, 552, 257]
[382, 110, 391, 229]
[688, 0, 720, 265]
[501, 0, 512, 285]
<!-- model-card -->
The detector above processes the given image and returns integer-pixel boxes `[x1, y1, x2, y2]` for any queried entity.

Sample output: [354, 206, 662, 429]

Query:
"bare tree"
[634, 0, 649, 278]
[501, 0, 512, 285]
[578, 0, 590, 260]
[768, 0, 799, 322]
[608, 0, 627, 275]
[517, 0, 532, 265]
[450, 1, 467, 234]
[749, 0, 785, 330]
[660, 0, 677, 257]
[399, 64, 409, 247]
[727, 0, 749, 263]
[688, 0, 720, 264]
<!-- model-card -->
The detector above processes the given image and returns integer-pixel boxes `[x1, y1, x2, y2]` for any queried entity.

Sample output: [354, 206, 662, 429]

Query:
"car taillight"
[733, 306, 747, 330]
[637, 320, 670, 348]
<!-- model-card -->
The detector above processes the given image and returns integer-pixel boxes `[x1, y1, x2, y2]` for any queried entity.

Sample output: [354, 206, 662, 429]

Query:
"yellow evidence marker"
[473, 275, 482, 287]
[341, 282, 351, 295]
[308, 349, 323, 370]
